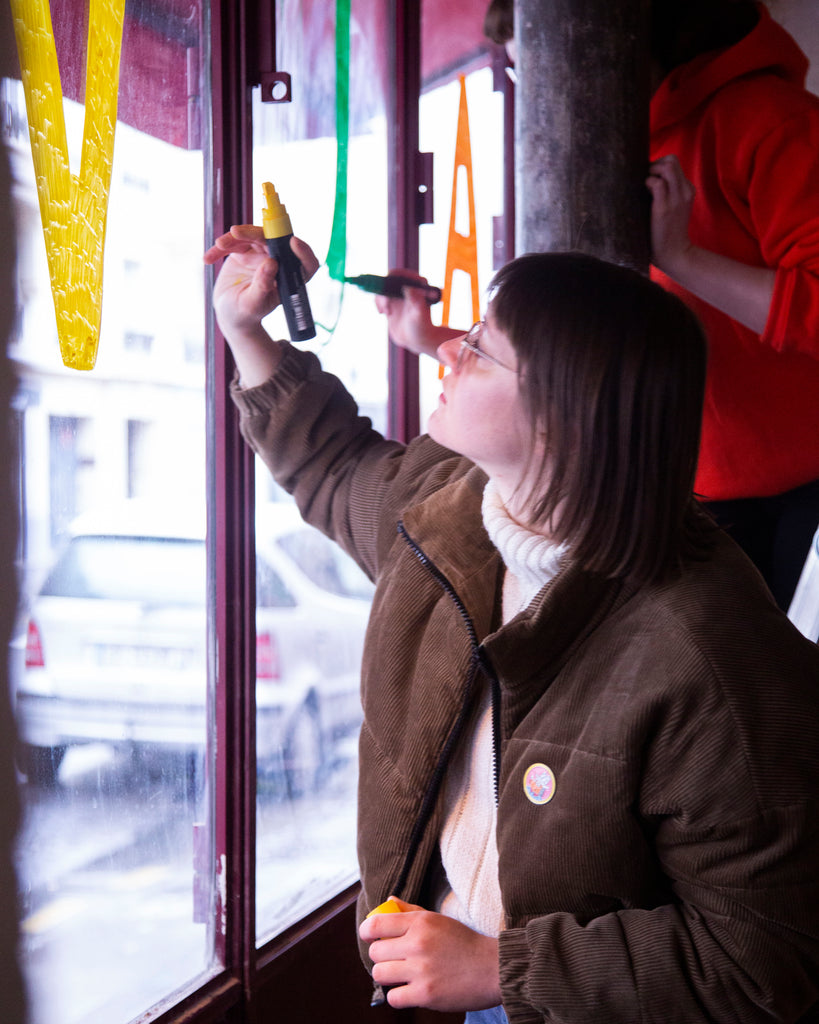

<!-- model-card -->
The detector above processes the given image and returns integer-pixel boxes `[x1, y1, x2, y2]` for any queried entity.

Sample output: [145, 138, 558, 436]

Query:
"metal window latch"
[416, 151, 434, 225]
[260, 70, 292, 104]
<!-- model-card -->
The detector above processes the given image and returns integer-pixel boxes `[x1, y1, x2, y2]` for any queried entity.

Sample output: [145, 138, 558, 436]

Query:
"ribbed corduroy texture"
[232, 345, 819, 1024]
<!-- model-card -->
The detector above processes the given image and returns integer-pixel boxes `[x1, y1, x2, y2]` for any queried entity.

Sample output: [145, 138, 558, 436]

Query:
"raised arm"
[203, 225, 319, 387]
[374, 268, 464, 359]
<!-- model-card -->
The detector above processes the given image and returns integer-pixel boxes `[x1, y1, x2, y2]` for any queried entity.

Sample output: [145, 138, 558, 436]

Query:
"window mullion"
[208, 0, 258, 998]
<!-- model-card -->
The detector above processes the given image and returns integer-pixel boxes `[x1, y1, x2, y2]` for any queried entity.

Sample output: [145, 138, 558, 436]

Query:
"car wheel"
[282, 695, 325, 798]
[19, 743, 67, 787]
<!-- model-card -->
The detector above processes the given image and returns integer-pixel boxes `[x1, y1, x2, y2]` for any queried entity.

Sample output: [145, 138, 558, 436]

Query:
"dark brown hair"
[488, 251, 710, 586]
[483, 0, 513, 46]
[650, 0, 759, 75]
[483, 0, 759, 75]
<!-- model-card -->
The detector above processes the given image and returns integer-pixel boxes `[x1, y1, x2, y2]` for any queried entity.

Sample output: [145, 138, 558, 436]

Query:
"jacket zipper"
[390, 521, 502, 900]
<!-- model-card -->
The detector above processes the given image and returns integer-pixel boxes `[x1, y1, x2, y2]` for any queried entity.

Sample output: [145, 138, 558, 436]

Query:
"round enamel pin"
[523, 763, 556, 805]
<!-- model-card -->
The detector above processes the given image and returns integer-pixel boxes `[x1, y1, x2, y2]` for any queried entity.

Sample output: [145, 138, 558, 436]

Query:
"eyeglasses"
[456, 321, 517, 373]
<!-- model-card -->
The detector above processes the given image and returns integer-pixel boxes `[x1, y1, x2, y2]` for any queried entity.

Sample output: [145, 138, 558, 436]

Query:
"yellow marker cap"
[261, 181, 293, 239]
[366, 898, 404, 918]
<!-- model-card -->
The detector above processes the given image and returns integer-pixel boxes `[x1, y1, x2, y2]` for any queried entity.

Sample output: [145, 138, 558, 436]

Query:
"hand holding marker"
[261, 180, 440, 342]
[262, 181, 316, 341]
[345, 274, 442, 305]
[366, 897, 405, 918]
[365, 897, 407, 1007]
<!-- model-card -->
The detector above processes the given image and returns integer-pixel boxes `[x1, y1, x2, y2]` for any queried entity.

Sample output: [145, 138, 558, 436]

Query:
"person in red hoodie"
[401, 0, 819, 611]
[646, 0, 819, 611]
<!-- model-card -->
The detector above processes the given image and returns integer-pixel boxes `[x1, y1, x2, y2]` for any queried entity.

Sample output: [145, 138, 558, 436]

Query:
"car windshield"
[40, 536, 205, 605]
[275, 530, 374, 600]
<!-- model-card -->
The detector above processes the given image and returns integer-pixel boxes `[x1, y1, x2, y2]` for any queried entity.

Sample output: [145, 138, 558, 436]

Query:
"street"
[15, 740, 359, 1024]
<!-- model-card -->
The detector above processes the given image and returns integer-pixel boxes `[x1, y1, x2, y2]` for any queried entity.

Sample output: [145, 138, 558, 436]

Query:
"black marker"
[344, 273, 442, 305]
[262, 181, 316, 341]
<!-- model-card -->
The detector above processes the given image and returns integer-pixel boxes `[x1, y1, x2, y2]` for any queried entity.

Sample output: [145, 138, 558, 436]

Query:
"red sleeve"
[751, 112, 819, 358]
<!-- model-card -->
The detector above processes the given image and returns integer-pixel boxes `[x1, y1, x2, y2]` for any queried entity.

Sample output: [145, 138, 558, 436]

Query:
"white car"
[13, 500, 373, 789]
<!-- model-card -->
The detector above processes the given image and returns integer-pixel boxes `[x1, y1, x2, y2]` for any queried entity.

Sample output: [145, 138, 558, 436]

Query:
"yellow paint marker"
[366, 897, 404, 918]
[366, 896, 405, 1008]
[261, 181, 316, 342]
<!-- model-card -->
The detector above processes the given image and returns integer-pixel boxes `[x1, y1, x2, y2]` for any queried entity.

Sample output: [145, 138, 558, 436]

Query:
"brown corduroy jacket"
[232, 345, 819, 1024]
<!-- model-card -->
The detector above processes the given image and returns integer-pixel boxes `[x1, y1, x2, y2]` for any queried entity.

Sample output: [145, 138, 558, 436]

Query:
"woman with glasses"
[204, 226, 819, 1024]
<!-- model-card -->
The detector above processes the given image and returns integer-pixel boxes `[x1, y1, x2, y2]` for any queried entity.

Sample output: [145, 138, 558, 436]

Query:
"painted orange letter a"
[441, 76, 481, 331]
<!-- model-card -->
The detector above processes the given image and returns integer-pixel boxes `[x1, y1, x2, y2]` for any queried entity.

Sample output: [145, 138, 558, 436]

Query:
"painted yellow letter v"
[11, 0, 126, 370]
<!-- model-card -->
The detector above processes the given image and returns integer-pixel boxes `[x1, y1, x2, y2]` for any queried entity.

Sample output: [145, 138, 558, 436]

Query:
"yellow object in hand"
[366, 898, 404, 918]
[11, 0, 126, 370]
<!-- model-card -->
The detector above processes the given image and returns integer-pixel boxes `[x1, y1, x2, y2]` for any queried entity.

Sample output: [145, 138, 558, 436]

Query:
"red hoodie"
[650, 4, 819, 501]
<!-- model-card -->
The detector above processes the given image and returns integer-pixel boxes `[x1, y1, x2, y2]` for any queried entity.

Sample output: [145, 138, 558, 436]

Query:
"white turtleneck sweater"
[436, 480, 568, 937]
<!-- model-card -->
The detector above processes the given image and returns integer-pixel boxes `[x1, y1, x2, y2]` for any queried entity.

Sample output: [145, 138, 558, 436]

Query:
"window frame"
[118, 1, 498, 1020]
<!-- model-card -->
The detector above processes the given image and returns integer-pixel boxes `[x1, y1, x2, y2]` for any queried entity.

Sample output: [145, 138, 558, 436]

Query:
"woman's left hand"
[359, 898, 502, 1012]
[373, 270, 461, 359]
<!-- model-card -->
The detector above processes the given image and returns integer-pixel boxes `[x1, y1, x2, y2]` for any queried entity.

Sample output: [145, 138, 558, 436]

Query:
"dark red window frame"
[150, 1, 507, 1019]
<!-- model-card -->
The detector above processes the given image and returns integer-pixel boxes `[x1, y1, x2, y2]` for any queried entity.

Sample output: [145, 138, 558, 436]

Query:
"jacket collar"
[400, 466, 501, 642]
[400, 467, 636, 704]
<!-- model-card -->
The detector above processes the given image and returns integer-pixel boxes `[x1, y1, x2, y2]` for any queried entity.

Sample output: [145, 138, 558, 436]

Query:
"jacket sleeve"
[229, 342, 466, 580]
[499, 803, 819, 1024]
[750, 109, 819, 359]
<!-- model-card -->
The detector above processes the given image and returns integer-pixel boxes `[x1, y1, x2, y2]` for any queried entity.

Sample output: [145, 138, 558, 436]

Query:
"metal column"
[515, 0, 651, 269]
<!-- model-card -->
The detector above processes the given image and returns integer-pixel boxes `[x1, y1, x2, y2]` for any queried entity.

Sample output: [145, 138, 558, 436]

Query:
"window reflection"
[251, 0, 389, 942]
[275, 528, 375, 601]
[254, 499, 374, 930]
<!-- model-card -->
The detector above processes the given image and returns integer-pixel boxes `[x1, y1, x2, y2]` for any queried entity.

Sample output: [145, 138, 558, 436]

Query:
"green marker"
[344, 273, 442, 305]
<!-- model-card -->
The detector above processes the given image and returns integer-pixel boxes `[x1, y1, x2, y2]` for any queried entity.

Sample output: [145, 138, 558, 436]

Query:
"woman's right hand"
[375, 268, 463, 359]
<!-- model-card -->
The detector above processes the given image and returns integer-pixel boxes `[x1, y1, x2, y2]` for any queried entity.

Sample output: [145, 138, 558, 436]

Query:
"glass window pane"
[418, 62, 505, 427]
[251, 0, 387, 943]
[6, 1, 214, 1020]
[418, 0, 506, 423]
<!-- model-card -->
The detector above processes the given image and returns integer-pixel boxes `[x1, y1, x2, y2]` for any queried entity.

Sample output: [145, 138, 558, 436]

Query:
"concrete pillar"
[515, 0, 651, 269]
